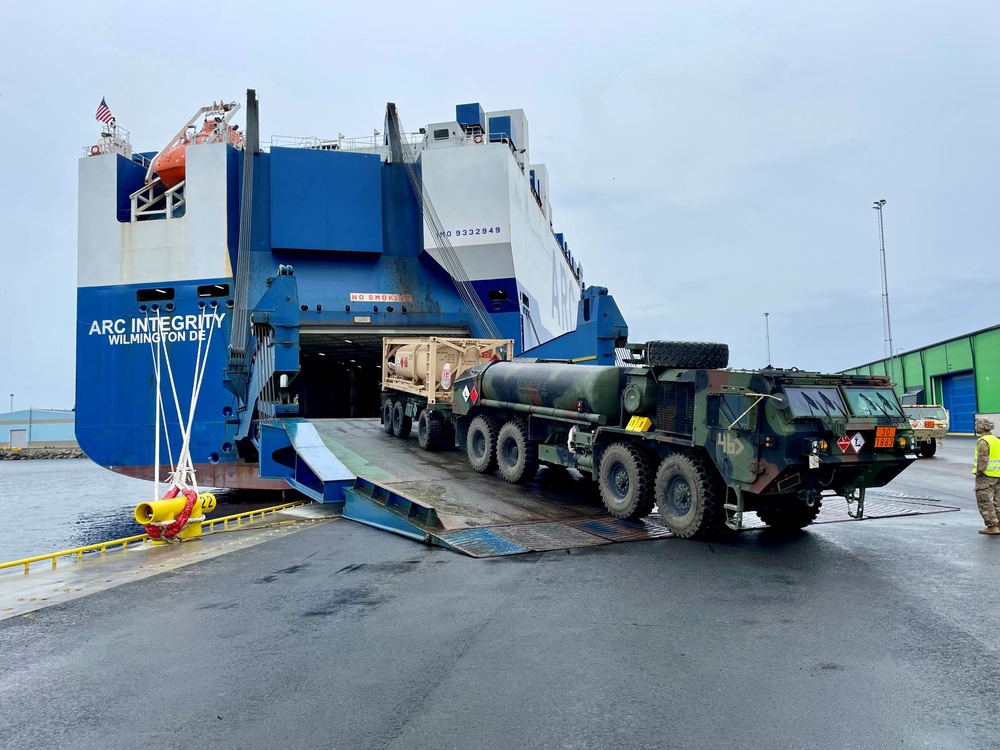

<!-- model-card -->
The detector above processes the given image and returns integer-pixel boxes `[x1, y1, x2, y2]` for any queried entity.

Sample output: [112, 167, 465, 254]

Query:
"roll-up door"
[941, 371, 976, 433]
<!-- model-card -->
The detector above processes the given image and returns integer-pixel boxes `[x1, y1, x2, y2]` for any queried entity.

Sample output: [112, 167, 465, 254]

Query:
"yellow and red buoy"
[134, 491, 217, 544]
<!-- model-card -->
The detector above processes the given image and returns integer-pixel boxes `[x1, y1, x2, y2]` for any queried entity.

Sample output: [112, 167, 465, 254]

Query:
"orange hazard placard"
[874, 426, 896, 448]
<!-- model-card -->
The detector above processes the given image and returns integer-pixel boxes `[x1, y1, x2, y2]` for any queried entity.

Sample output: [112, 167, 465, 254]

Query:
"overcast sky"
[1, 0, 998, 410]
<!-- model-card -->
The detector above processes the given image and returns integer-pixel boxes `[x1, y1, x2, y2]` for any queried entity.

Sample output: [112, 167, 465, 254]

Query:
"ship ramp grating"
[729, 494, 960, 530]
[432, 528, 529, 558]
[565, 515, 674, 543]
[420, 496, 959, 557]
[434, 522, 610, 557]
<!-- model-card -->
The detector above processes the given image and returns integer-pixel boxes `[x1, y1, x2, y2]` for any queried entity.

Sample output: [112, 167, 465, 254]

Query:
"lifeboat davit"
[147, 102, 243, 189]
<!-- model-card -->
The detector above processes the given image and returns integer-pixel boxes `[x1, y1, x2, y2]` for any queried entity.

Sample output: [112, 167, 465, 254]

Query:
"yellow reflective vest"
[974, 434, 1000, 477]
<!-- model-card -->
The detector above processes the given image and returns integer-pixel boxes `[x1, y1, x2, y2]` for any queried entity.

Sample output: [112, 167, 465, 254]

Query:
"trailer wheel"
[597, 443, 655, 520]
[467, 415, 499, 474]
[382, 399, 396, 435]
[497, 421, 539, 484]
[755, 496, 822, 531]
[919, 438, 937, 458]
[417, 411, 443, 451]
[654, 453, 726, 538]
[646, 340, 729, 369]
[392, 401, 412, 439]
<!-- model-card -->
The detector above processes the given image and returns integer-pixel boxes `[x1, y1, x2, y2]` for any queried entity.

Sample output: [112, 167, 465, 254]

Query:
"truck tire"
[382, 399, 396, 435]
[654, 453, 726, 538]
[597, 443, 655, 520]
[919, 438, 937, 458]
[755, 497, 822, 531]
[392, 401, 412, 439]
[646, 341, 729, 369]
[417, 411, 443, 451]
[497, 421, 539, 484]
[467, 415, 499, 474]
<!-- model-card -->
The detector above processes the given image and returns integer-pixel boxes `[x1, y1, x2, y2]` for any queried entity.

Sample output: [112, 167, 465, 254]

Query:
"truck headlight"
[810, 439, 828, 455]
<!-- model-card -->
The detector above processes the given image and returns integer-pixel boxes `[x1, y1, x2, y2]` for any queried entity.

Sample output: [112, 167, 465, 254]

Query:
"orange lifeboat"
[147, 102, 243, 189]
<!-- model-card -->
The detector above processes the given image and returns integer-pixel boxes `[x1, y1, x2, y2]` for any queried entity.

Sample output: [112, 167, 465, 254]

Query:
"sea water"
[0, 459, 277, 562]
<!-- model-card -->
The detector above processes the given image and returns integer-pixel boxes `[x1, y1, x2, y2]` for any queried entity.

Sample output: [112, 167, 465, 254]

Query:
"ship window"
[198, 284, 230, 298]
[521, 293, 530, 308]
[488, 290, 508, 301]
[136, 287, 174, 302]
[433, 128, 450, 140]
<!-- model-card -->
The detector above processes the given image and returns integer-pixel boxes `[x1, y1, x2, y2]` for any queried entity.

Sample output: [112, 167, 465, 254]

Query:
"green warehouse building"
[843, 324, 1000, 435]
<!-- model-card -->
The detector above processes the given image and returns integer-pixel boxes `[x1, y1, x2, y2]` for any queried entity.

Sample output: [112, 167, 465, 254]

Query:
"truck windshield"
[903, 405, 947, 420]
[844, 387, 904, 418]
[783, 387, 847, 418]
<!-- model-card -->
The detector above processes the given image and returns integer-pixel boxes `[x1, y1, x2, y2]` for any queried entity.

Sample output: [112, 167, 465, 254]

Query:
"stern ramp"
[258, 419, 958, 558]
[259, 418, 670, 557]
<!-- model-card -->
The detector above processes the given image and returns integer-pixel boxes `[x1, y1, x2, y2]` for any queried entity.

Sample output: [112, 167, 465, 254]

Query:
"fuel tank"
[480, 362, 625, 421]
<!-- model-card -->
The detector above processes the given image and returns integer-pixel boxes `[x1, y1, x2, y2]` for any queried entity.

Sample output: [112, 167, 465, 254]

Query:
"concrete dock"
[1, 434, 997, 749]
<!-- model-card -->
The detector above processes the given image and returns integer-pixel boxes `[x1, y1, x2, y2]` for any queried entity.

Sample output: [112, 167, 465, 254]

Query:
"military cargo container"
[381, 337, 512, 450]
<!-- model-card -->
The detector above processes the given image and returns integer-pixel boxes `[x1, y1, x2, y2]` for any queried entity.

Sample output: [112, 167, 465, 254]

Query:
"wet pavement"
[2, 437, 998, 749]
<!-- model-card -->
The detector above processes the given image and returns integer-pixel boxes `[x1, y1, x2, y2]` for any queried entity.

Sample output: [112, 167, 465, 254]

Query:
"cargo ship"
[75, 91, 628, 492]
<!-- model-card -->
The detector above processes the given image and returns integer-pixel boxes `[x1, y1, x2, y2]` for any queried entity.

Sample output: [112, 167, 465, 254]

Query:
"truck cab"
[901, 404, 949, 457]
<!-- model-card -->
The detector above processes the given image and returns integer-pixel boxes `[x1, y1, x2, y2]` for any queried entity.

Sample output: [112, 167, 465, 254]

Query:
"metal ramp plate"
[297, 420, 961, 557]
[435, 522, 609, 557]
[433, 528, 529, 558]
[731, 493, 960, 530]
[566, 516, 674, 543]
[261, 419, 355, 504]
[485, 522, 610, 552]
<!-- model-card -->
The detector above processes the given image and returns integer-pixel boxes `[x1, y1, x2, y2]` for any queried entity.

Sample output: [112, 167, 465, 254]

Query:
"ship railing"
[252, 324, 278, 421]
[131, 179, 186, 222]
[269, 131, 423, 153]
[84, 122, 139, 160]
[0, 501, 311, 576]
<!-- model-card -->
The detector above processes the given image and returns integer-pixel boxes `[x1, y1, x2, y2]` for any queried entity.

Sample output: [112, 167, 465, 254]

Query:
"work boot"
[978, 526, 1000, 535]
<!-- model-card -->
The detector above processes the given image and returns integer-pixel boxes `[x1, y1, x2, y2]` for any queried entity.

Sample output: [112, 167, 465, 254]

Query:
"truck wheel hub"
[472, 434, 486, 459]
[666, 477, 692, 515]
[502, 440, 519, 465]
[610, 464, 630, 498]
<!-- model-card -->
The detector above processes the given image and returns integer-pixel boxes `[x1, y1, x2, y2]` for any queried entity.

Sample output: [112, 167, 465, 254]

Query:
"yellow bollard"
[135, 493, 217, 544]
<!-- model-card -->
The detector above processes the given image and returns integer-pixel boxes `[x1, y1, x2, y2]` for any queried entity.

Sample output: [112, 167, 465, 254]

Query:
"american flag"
[95, 97, 115, 124]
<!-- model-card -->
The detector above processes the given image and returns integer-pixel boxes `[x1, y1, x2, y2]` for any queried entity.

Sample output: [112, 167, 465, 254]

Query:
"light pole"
[764, 312, 772, 367]
[873, 199, 896, 387]
[8, 394, 11, 413]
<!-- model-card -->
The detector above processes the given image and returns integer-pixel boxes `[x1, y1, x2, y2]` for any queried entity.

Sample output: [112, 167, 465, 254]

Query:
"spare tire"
[646, 341, 729, 369]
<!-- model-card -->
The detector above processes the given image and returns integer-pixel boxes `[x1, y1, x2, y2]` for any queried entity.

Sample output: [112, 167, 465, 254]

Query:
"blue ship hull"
[75, 95, 626, 488]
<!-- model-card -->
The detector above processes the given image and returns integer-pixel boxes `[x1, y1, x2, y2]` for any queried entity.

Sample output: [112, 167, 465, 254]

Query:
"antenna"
[764, 312, 771, 367]
[873, 199, 896, 386]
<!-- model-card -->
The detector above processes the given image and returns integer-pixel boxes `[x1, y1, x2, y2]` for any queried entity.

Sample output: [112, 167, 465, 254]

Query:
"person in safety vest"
[973, 417, 1000, 535]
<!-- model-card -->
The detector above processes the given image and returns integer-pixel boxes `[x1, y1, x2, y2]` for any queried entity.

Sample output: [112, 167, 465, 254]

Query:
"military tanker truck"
[382, 339, 916, 537]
